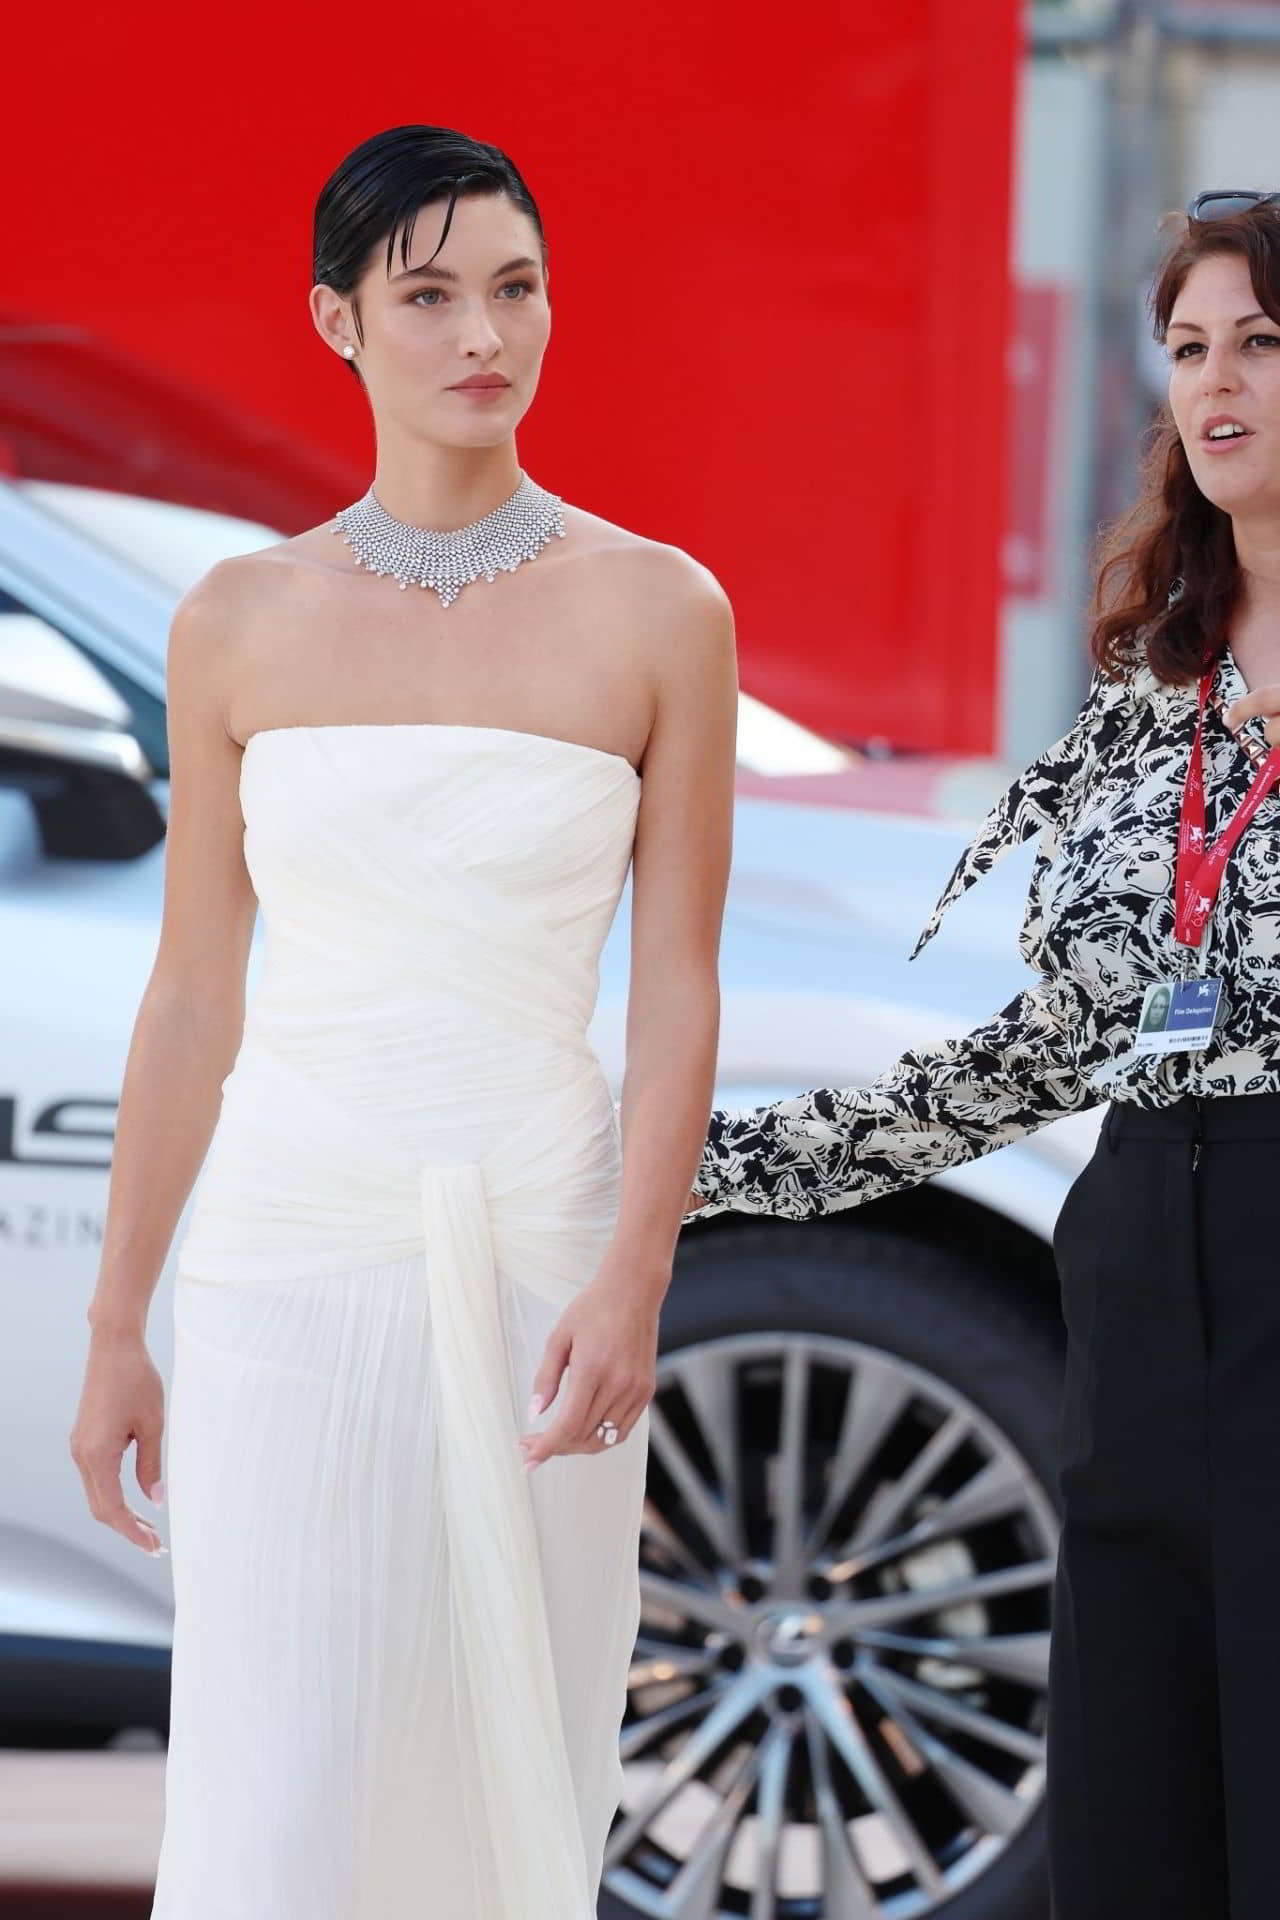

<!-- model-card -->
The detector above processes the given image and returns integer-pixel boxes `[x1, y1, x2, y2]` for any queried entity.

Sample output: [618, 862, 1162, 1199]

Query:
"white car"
[1, 476, 1099, 1920]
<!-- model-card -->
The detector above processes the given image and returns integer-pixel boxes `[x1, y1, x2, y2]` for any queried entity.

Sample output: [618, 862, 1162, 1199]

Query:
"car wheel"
[599, 1219, 1063, 1920]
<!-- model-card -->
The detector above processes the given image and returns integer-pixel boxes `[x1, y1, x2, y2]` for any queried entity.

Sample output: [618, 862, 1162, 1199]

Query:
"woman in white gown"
[69, 123, 737, 1919]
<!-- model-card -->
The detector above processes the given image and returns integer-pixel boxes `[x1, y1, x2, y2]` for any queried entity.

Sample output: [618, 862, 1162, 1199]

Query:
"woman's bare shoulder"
[174, 526, 348, 630]
[561, 504, 732, 620]
[167, 535, 342, 730]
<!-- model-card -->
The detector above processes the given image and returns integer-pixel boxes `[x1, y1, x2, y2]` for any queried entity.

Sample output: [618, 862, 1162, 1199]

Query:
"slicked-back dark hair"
[1091, 200, 1280, 683]
[313, 124, 547, 381]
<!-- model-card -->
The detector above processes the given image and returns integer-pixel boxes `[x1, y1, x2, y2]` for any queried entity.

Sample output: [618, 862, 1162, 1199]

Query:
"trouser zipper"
[1191, 1095, 1203, 1171]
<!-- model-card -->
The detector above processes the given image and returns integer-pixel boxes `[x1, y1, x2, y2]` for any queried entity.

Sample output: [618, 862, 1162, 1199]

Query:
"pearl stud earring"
[342, 345, 356, 359]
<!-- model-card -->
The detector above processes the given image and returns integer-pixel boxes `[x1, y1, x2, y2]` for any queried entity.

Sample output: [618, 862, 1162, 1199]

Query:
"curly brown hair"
[1090, 201, 1280, 684]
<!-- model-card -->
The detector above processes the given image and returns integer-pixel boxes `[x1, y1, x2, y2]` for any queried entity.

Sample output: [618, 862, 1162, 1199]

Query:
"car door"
[0, 494, 178, 1675]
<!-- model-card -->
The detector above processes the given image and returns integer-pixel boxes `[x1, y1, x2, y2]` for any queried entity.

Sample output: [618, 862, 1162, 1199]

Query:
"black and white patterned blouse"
[687, 641, 1280, 1223]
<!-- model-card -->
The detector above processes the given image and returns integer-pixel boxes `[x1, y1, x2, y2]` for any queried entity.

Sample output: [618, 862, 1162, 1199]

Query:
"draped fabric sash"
[421, 1157, 594, 1917]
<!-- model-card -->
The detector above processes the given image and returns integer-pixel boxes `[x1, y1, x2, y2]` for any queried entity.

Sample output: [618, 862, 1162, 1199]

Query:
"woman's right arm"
[70, 560, 259, 1554]
[684, 976, 1101, 1223]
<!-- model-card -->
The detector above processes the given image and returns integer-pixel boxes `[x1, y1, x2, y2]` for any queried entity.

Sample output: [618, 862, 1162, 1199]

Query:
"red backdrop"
[9, 1, 1021, 753]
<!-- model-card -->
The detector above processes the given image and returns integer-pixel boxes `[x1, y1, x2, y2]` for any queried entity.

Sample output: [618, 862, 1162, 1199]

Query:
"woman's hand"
[70, 1329, 168, 1557]
[518, 1259, 663, 1470]
[1224, 683, 1280, 743]
[685, 1187, 708, 1213]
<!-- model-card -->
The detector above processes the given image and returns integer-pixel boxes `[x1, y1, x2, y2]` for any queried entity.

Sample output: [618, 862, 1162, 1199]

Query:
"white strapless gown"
[150, 722, 648, 1920]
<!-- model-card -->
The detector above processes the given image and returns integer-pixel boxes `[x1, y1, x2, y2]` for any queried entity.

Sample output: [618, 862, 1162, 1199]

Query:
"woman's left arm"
[612, 558, 738, 1272]
[518, 556, 737, 1468]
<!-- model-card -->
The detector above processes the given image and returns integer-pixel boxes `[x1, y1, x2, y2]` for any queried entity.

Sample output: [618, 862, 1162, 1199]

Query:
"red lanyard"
[1175, 669, 1280, 947]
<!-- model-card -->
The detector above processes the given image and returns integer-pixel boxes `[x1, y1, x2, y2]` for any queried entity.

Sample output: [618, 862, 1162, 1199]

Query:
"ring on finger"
[595, 1418, 620, 1447]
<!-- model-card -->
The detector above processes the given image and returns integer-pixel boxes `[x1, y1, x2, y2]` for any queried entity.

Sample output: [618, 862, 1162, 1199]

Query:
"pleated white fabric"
[151, 723, 648, 1920]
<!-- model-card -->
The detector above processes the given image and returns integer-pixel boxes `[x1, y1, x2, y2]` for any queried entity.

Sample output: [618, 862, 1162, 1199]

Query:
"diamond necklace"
[331, 470, 566, 607]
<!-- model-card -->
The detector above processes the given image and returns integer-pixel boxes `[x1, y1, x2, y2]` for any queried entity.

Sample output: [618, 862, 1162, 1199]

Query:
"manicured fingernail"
[147, 1541, 169, 1556]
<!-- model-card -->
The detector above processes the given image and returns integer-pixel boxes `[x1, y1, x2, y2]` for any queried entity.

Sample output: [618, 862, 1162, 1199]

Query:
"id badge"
[1133, 976, 1224, 1054]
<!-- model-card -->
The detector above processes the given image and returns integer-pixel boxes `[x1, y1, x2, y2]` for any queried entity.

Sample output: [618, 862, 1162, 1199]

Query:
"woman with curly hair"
[687, 192, 1280, 1920]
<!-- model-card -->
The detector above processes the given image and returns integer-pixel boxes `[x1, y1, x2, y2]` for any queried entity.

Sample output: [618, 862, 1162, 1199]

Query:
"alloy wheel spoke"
[805, 1355, 914, 1559]
[646, 1739, 764, 1917]
[640, 1568, 747, 1636]
[802, 1707, 880, 1918]
[858, 1664, 1030, 1838]
[840, 1453, 1036, 1579]
[857, 1626, 1053, 1688]
[843, 1558, 1056, 1630]
[799, 1669, 945, 1894]
[770, 1343, 811, 1592]
[841, 1410, 969, 1557]
[648, 1396, 744, 1570]
[864, 1660, 1047, 1764]
[620, 1684, 727, 1762]
[642, 1495, 721, 1585]
[671, 1344, 747, 1563]
[629, 1636, 722, 1689]
[609, 1668, 775, 1857]
[748, 1722, 793, 1920]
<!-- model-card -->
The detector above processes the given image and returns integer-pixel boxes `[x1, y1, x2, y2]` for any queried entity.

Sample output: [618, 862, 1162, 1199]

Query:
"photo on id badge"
[1134, 976, 1224, 1054]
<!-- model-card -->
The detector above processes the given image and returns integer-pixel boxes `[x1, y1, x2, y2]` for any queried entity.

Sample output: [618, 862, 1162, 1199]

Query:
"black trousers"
[1047, 1089, 1280, 1919]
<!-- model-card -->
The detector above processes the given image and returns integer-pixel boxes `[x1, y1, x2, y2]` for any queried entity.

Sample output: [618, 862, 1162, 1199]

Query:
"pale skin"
[70, 189, 737, 1549]
[1166, 252, 1280, 713]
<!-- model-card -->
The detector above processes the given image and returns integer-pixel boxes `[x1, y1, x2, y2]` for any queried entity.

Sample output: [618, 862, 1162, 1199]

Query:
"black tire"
[600, 1219, 1065, 1920]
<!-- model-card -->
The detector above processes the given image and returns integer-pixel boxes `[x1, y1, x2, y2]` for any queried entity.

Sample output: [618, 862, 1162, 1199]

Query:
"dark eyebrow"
[1166, 311, 1271, 334]
[390, 254, 540, 285]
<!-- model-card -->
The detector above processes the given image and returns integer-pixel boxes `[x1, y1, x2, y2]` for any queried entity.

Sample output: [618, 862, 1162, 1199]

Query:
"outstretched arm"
[682, 661, 1142, 1226]
[685, 979, 1099, 1222]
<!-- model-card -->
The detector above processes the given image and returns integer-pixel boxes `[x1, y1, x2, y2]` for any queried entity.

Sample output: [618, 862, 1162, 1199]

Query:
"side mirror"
[0, 618, 166, 862]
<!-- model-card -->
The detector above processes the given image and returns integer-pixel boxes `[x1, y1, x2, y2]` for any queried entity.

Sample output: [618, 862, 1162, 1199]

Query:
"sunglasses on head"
[1187, 189, 1280, 221]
